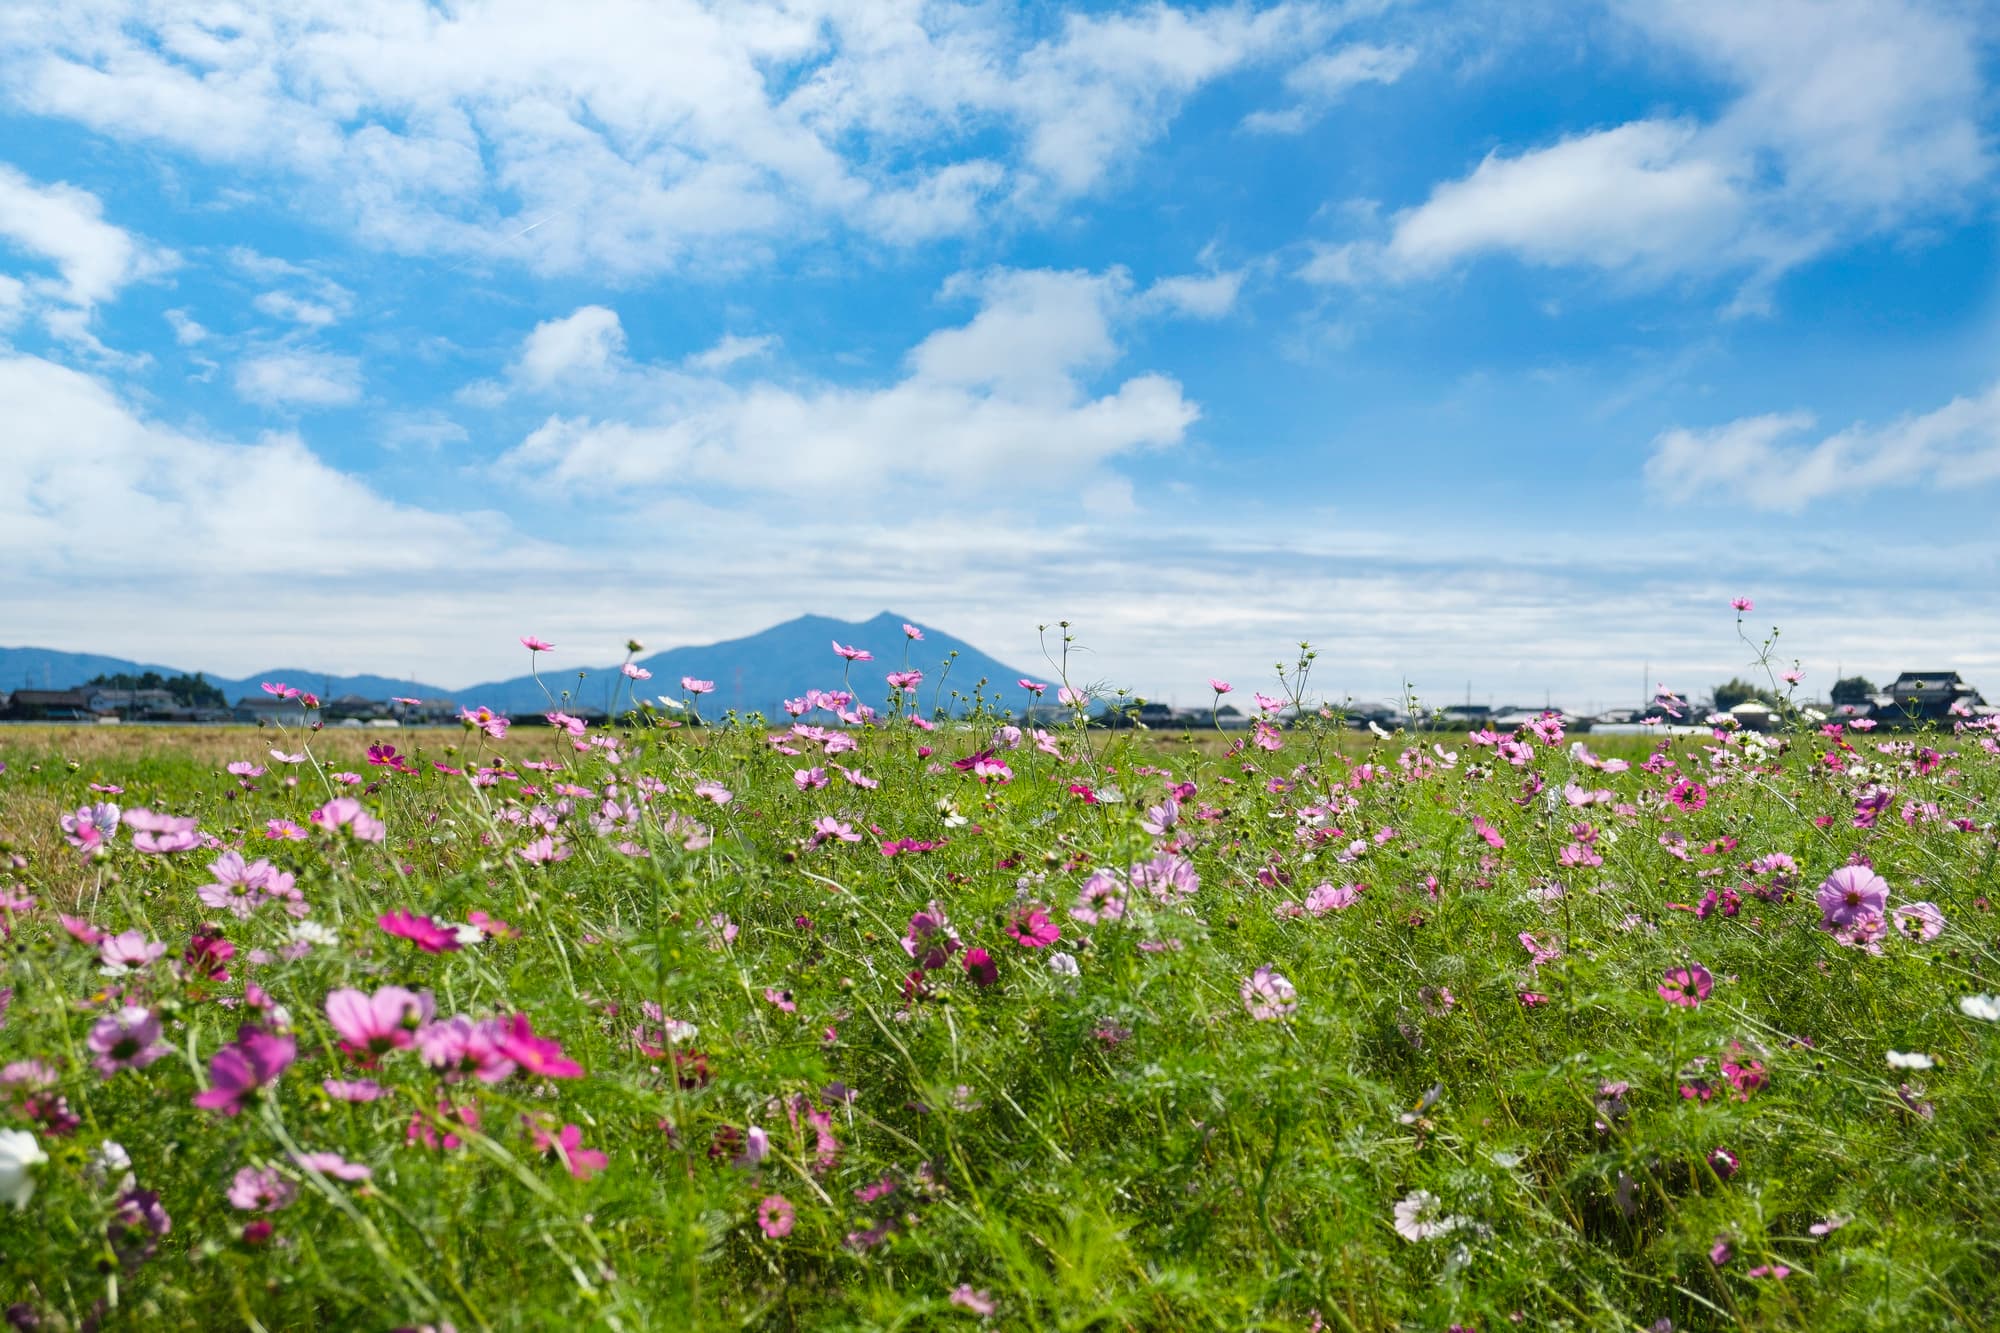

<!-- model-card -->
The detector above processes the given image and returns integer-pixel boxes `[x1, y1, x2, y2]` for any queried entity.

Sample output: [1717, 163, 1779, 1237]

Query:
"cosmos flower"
[1241, 967, 1298, 1021]
[1659, 964, 1713, 1008]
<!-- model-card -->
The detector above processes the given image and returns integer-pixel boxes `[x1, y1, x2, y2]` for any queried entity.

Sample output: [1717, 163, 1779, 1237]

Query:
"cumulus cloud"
[1646, 382, 2000, 512]
[0, 163, 171, 335]
[0, 353, 516, 575]
[0, 1, 1345, 275]
[234, 348, 364, 408]
[1307, 0, 1991, 289]
[516, 306, 626, 388]
[500, 267, 1199, 493]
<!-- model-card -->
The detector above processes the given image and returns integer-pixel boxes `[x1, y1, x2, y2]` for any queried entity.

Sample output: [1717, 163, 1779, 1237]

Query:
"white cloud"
[0, 352, 514, 576]
[516, 305, 626, 388]
[1646, 382, 2000, 511]
[1141, 269, 1245, 318]
[1242, 41, 1418, 134]
[500, 267, 1198, 492]
[0, 1, 1342, 273]
[253, 290, 342, 328]
[685, 332, 778, 373]
[164, 308, 208, 344]
[235, 348, 364, 407]
[1386, 120, 1747, 275]
[1308, 0, 1992, 289]
[0, 163, 170, 332]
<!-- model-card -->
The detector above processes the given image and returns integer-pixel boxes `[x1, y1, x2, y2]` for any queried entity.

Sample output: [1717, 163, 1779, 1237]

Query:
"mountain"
[2, 613, 1044, 718]
[0, 646, 450, 704]
[457, 612, 1043, 719]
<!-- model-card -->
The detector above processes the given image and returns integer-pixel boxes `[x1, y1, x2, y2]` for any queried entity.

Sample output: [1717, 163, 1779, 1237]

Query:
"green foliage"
[1711, 677, 1779, 711]
[1831, 676, 1877, 706]
[83, 669, 227, 708]
[0, 708, 1997, 1331]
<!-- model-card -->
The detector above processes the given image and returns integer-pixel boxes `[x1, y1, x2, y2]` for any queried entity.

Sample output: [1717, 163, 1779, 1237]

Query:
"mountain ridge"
[0, 612, 1043, 718]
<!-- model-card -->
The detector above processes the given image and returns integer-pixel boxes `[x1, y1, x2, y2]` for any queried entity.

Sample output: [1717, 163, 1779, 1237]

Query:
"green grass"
[0, 710, 1996, 1331]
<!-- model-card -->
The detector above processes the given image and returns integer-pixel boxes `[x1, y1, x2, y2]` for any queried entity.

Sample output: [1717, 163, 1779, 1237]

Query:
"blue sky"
[2, 0, 1996, 712]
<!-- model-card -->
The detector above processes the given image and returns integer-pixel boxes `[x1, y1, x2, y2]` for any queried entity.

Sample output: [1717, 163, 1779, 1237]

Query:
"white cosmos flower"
[0, 1129, 48, 1210]
[1391, 1190, 1465, 1242]
[1886, 1050, 1935, 1070]
[1959, 994, 2000, 1022]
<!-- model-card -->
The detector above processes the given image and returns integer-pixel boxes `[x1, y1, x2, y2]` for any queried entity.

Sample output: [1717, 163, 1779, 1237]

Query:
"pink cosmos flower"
[832, 641, 873, 661]
[99, 929, 166, 974]
[886, 670, 923, 692]
[1731, 598, 1753, 612]
[693, 781, 733, 805]
[1008, 905, 1060, 948]
[1304, 883, 1360, 914]
[518, 835, 571, 866]
[377, 911, 462, 954]
[1018, 679, 1048, 694]
[292, 1151, 372, 1181]
[125, 808, 200, 854]
[494, 1013, 584, 1079]
[1209, 679, 1233, 694]
[61, 913, 106, 944]
[950, 1287, 997, 1315]
[1659, 963, 1714, 1008]
[1057, 686, 1089, 706]
[808, 816, 862, 848]
[522, 636, 555, 652]
[1893, 901, 1945, 941]
[227, 1166, 296, 1212]
[88, 1006, 169, 1078]
[325, 986, 434, 1058]
[193, 1027, 296, 1116]
[311, 797, 386, 843]
[1817, 865, 1890, 930]
[322, 1079, 386, 1102]
[1241, 966, 1298, 1020]
[681, 676, 714, 694]
[459, 706, 510, 740]
[416, 1016, 517, 1083]
[962, 947, 998, 987]
[621, 663, 652, 680]
[264, 819, 308, 841]
[794, 767, 829, 791]
[60, 803, 121, 853]
[757, 1194, 795, 1238]
[262, 681, 300, 699]
[531, 1121, 606, 1179]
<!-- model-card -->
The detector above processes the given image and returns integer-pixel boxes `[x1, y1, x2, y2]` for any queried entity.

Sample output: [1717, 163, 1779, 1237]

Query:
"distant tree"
[86, 670, 225, 709]
[1830, 675, 1877, 706]
[1711, 678, 1779, 712]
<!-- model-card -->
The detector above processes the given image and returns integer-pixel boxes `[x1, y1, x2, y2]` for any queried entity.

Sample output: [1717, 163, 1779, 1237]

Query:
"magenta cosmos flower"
[1659, 963, 1714, 1008]
[1241, 966, 1298, 1020]
[521, 636, 554, 652]
[311, 797, 385, 843]
[1817, 865, 1890, 930]
[1007, 905, 1060, 948]
[88, 1006, 169, 1079]
[377, 910, 461, 954]
[832, 641, 873, 661]
[193, 1027, 296, 1116]
[1731, 597, 1753, 612]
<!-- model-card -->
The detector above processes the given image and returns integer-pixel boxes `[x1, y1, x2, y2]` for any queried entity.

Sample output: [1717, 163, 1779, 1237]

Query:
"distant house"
[5, 689, 95, 720]
[391, 698, 460, 725]
[1877, 671, 1986, 724]
[86, 688, 180, 717]
[234, 696, 319, 726]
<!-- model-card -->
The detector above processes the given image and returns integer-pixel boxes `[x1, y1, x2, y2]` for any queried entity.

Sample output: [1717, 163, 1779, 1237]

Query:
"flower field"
[2, 642, 1998, 1331]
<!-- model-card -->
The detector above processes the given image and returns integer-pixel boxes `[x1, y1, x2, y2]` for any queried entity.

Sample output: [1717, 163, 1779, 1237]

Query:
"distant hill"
[0, 646, 450, 705]
[457, 612, 1043, 718]
[1, 613, 1045, 719]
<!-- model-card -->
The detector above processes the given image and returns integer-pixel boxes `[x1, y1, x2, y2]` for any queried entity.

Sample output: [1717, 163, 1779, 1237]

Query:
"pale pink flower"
[521, 636, 555, 652]
[1241, 966, 1298, 1020]
[622, 663, 652, 680]
[681, 676, 714, 694]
